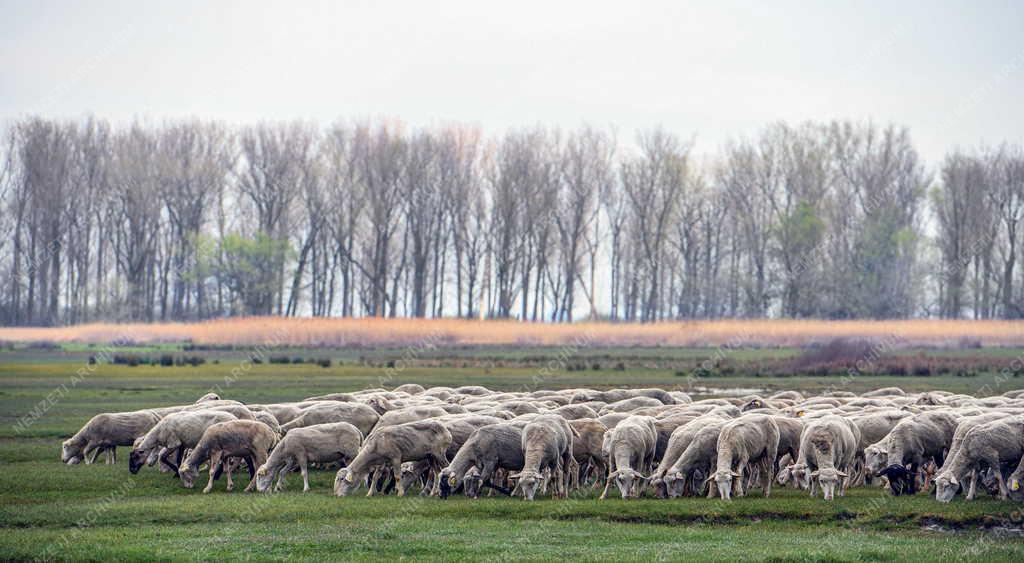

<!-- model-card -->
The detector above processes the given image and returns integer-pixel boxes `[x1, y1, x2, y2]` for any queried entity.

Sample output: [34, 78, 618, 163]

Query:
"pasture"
[1, 344, 1023, 561]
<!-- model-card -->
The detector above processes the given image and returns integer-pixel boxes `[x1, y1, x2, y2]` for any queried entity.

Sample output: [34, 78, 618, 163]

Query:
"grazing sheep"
[935, 417, 1024, 502]
[334, 420, 452, 497]
[129, 410, 238, 474]
[876, 411, 959, 495]
[281, 402, 380, 436]
[793, 415, 860, 500]
[510, 414, 576, 501]
[255, 422, 363, 493]
[439, 423, 525, 499]
[62, 410, 161, 465]
[709, 414, 780, 500]
[550, 404, 599, 420]
[600, 397, 665, 414]
[568, 418, 608, 487]
[179, 420, 279, 493]
[662, 416, 730, 498]
[933, 412, 1008, 501]
[600, 415, 658, 499]
[375, 406, 449, 428]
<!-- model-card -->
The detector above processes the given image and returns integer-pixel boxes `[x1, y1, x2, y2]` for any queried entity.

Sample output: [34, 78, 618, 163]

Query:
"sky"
[1, 0, 1022, 167]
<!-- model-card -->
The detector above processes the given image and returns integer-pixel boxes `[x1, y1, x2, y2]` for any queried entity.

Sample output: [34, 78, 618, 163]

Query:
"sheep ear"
[837, 470, 848, 478]
[810, 471, 819, 478]
[948, 475, 959, 486]
[508, 472, 520, 480]
[730, 471, 741, 477]
[702, 475, 714, 485]
[344, 472, 355, 483]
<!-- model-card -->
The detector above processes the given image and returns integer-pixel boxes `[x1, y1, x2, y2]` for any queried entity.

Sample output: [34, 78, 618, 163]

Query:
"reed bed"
[1, 317, 1023, 348]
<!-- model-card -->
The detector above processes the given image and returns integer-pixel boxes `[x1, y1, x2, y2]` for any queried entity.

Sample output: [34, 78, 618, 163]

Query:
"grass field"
[1, 345, 1023, 561]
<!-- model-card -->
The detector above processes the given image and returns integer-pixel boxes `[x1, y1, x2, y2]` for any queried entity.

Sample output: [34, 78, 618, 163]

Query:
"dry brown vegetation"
[1, 317, 1023, 348]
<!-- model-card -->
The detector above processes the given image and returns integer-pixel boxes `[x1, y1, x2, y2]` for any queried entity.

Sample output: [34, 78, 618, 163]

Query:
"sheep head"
[662, 471, 687, 498]
[334, 468, 358, 497]
[707, 469, 740, 500]
[128, 447, 148, 474]
[438, 467, 458, 499]
[255, 464, 275, 493]
[178, 463, 198, 489]
[509, 470, 543, 501]
[934, 473, 959, 503]
[462, 467, 483, 498]
[811, 468, 846, 500]
[610, 469, 647, 499]
[61, 440, 83, 464]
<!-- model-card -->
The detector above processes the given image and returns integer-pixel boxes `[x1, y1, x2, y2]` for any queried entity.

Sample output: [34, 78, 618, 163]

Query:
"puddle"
[690, 386, 768, 397]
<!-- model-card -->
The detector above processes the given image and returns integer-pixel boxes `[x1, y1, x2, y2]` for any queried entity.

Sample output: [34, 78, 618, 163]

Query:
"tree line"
[0, 116, 1021, 326]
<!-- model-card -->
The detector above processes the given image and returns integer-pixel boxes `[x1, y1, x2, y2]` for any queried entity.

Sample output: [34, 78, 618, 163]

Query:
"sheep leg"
[275, 460, 292, 492]
[224, 460, 235, 492]
[204, 451, 223, 494]
[83, 443, 100, 464]
[161, 449, 181, 476]
[300, 461, 310, 493]
[966, 470, 977, 501]
[245, 452, 267, 493]
[393, 459, 406, 497]
[599, 475, 613, 500]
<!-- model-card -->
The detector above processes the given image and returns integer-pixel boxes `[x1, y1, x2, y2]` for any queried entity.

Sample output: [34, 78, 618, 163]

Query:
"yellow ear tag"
[345, 472, 355, 483]
[449, 476, 457, 486]
[1012, 481, 1020, 491]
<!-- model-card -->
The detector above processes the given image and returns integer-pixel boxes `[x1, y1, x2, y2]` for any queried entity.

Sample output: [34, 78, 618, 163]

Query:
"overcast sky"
[1, 0, 1022, 166]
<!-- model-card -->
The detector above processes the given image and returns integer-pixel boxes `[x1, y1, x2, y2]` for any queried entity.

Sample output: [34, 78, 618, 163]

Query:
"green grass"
[1, 349, 1022, 561]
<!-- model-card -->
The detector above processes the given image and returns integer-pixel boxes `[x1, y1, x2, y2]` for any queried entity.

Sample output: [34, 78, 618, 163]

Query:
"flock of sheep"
[59, 384, 1024, 503]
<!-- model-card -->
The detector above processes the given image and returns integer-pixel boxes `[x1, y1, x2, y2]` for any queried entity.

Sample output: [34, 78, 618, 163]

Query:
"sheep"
[255, 422, 363, 493]
[650, 418, 705, 497]
[932, 412, 1008, 500]
[399, 415, 504, 494]
[62, 410, 162, 465]
[793, 415, 860, 500]
[661, 416, 730, 498]
[510, 414, 576, 501]
[195, 392, 221, 403]
[129, 410, 238, 474]
[252, 410, 283, 437]
[375, 406, 448, 428]
[600, 415, 658, 499]
[568, 418, 608, 487]
[599, 397, 665, 414]
[709, 414, 780, 500]
[875, 411, 959, 495]
[550, 404, 599, 420]
[393, 383, 426, 395]
[334, 420, 452, 497]
[179, 420, 279, 493]
[439, 423, 525, 499]
[280, 402, 380, 436]
[935, 417, 1024, 502]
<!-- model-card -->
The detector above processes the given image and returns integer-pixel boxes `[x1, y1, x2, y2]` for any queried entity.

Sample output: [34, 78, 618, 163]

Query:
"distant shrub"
[26, 340, 59, 351]
[591, 362, 601, 371]
[912, 365, 932, 377]
[159, 354, 174, 367]
[291, 357, 304, 365]
[185, 356, 205, 367]
[113, 354, 141, 367]
[613, 362, 626, 371]
[269, 356, 291, 364]
[957, 336, 982, 349]
[316, 358, 332, 368]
